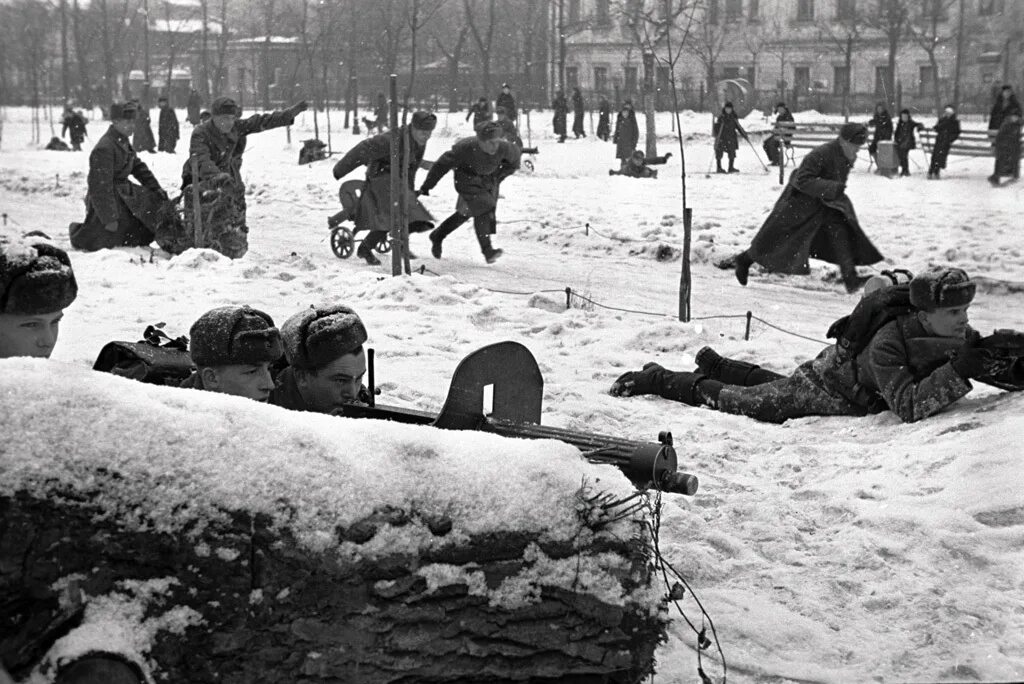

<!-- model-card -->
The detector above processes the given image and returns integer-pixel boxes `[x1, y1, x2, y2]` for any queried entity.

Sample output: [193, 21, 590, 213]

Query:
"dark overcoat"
[747, 139, 883, 273]
[867, 109, 893, 143]
[331, 125, 434, 233]
[930, 116, 961, 170]
[894, 117, 922, 151]
[713, 110, 746, 154]
[988, 94, 1022, 132]
[133, 108, 157, 153]
[70, 125, 165, 251]
[61, 111, 88, 145]
[613, 109, 639, 160]
[597, 100, 611, 140]
[993, 117, 1022, 177]
[181, 109, 296, 187]
[158, 107, 180, 152]
[572, 90, 586, 136]
[420, 137, 520, 218]
[496, 92, 517, 120]
[552, 95, 568, 137]
[186, 91, 202, 125]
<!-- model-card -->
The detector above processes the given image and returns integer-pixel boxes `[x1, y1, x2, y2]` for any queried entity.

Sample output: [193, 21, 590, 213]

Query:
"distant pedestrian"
[157, 95, 179, 153]
[571, 87, 587, 138]
[552, 91, 568, 143]
[866, 102, 893, 161]
[131, 97, 157, 153]
[987, 85, 1022, 186]
[928, 105, 961, 180]
[596, 96, 611, 141]
[612, 100, 639, 167]
[375, 92, 389, 128]
[186, 88, 202, 125]
[494, 106, 523, 148]
[893, 109, 924, 177]
[61, 104, 88, 151]
[467, 96, 492, 129]
[712, 101, 748, 173]
[496, 83, 517, 121]
[763, 102, 793, 166]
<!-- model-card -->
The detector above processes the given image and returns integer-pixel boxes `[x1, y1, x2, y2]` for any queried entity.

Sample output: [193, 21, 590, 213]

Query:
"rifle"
[341, 341, 698, 496]
[978, 329, 1024, 357]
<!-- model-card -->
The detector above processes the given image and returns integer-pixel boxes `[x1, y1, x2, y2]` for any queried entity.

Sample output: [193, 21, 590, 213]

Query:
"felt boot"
[695, 346, 784, 386]
[734, 250, 753, 286]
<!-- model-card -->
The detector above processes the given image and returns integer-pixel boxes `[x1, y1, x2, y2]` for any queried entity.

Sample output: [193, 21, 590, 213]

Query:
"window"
[567, 0, 581, 23]
[875, 65, 892, 97]
[707, 0, 719, 24]
[794, 66, 811, 92]
[836, 0, 856, 20]
[978, 0, 1004, 15]
[594, 66, 608, 93]
[725, 0, 743, 21]
[796, 0, 814, 21]
[919, 65, 936, 96]
[833, 66, 850, 94]
[722, 66, 741, 79]
[624, 66, 638, 94]
[595, 0, 610, 24]
[566, 66, 579, 90]
[748, 0, 760, 21]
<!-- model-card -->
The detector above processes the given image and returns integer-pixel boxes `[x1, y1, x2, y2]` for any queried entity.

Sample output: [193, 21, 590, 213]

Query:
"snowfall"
[1, 102, 1023, 684]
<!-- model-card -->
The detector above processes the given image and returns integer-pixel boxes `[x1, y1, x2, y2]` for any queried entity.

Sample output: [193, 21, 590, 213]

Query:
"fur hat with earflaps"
[189, 305, 283, 367]
[909, 268, 976, 312]
[281, 304, 368, 371]
[0, 236, 78, 315]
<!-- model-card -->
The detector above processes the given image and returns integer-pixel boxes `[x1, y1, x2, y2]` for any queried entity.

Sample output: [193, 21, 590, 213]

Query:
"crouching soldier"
[181, 305, 284, 401]
[69, 101, 168, 252]
[172, 96, 308, 258]
[270, 304, 368, 414]
[0, 236, 78, 359]
[609, 150, 672, 178]
[610, 268, 1024, 424]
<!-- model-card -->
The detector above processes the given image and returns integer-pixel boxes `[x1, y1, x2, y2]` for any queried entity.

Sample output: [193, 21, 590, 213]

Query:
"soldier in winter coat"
[610, 268, 1024, 424]
[712, 101, 748, 173]
[928, 105, 961, 179]
[613, 101, 639, 167]
[467, 97, 492, 128]
[0, 237, 78, 360]
[596, 97, 611, 141]
[332, 111, 438, 265]
[157, 96, 179, 153]
[987, 86, 1022, 186]
[496, 83, 517, 121]
[893, 109, 924, 177]
[571, 87, 587, 138]
[731, 123, 883, 293]
[186, 88, 202, 125]
[494, 106, 523, 148]
[419, 121, 521, 264]
[69, 101, 168, 252]
[173, 96, 307, 258]
[61, 105, 88, 151]
[131, 97, 157, 153]
[552, 91, 568, 143]
[866, 102, 893, 161]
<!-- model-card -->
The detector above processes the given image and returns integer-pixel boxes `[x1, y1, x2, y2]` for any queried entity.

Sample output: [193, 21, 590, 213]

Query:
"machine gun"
[978, 329, 1024, 357]
[342, 341, 698, 496]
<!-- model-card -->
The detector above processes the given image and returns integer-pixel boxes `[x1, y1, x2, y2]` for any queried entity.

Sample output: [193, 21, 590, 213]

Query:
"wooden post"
[678, 207, 692, 322]
[389, 74, 402, 276]
[778, 130, 785, 186]
[400, 116, 411, 275]
[189, 155, 204, 249]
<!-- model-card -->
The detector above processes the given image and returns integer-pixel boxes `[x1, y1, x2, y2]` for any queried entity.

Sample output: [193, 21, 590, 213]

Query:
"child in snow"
[0, 236, 78, 360]
[609, 150, 672, 178]
[712, 101, 748, 173]
[610, 268, 1024, 424]
[927, 105, 961, 180]
[893, 109, 924, 177]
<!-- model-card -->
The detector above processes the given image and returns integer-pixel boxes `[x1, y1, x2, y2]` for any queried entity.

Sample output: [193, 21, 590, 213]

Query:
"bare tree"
[817, 0, 866, 118]
[906, 0, 958, 115]
[684, 2, 730, 110]
[434, 22, 471, 110]
[405, 0, 447, 109]
[463, 0, 497, 95]
[864, 0, 911, 112]
[740, 20, 772, 94]
[375, 0, 410, 76]
[159, 0, 198, 99]
[71, 0, 94, 106]
[764, 17, 790, 104]
[259, 0, 276, 108]
[211, 0, 229, 95]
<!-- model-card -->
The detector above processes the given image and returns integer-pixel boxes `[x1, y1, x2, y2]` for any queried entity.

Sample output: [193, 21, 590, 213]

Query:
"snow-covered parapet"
[0, 359, 668, 682]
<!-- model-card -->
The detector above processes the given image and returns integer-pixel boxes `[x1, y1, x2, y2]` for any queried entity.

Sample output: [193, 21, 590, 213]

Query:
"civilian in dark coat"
[69, 101, 167, 252]
[712, 101, 748, 173]
[61, 106, 88, 151]
[928, 105, 961, 179]
[332, 111, 437, 265]
[596, 97, 611, 141]
[186, 88, 202, 125]
[419, 121, 521, 263]
[552, 92, 568, 142]
[987, 86, 1022, 185]
[496, 83, 517, 121]
[467, 97, 492, 128]
[571, 87, 587, 138]
[157, 96, 179, 153]
[764, 102, 794, 166]
[610, 269, 1024, 424]
[893, 109, 924, 177]
[866, 102, 893, 159]
[131, 98, 157, 153]
[987, 85, 1023, 133]
[733, 123, 883, 293]
[612, 101, 639, 165]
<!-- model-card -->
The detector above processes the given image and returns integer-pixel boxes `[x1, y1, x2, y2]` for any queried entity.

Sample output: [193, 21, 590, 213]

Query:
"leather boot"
[659, 371, 723, 407]
[695, 346, 784, 386]
[734, 250, 753, 286]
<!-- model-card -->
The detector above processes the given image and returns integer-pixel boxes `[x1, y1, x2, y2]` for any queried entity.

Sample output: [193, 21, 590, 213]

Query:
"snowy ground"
[2, 105, 1024, 683]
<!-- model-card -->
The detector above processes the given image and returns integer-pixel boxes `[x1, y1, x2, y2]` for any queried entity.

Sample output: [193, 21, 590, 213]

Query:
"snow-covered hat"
[475, 120, 501, 140]
[189, 305, 283, 368]
[909, 268, 975, 312]
[411, 111, 437, 130]
[110, 101, 137, 120]
[0, 236, 78, 315]
[281, 304, 368, 371]
[839, 123, 868, 145]
[210, 96, 239, 116]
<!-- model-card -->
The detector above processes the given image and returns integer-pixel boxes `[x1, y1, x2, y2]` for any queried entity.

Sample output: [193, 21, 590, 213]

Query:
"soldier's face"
[478, 138, 500, 154]
[920, 305, 971, 338]
[202, 362, 275, 402]
[0, 310, 63, 359]
[411, 128, 432, 145]
[296, 349, 367, 413]
[213, 114, 236, 134]
[113, 119, 136, 137]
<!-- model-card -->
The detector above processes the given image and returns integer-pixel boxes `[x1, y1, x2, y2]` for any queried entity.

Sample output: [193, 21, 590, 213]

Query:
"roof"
[150, 18, 223, 34]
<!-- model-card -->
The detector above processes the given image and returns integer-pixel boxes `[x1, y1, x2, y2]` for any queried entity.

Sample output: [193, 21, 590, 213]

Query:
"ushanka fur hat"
[0, 236, 78, 315]
[909, 268, 976, 312]
[189, 305, 283, 367]
[281, 304, 368, 371]
[839, 122, 869, 145]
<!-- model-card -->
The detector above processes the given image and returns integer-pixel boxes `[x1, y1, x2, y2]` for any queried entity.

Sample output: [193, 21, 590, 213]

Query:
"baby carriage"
[326, 179, 392, 259]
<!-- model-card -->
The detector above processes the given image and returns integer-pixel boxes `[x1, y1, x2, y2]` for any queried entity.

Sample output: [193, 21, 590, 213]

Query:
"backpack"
[826, 282, 914, 361]
[93, 324, 195, 386]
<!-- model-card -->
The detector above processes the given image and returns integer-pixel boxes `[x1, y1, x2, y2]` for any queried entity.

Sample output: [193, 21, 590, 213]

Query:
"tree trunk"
[100, 0, 115, 104]
[200, 0, 210, 99]
[71, 0, 93, 108]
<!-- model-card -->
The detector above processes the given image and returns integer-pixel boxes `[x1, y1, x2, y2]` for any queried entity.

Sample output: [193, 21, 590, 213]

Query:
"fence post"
[744, 310, 752, 341]
[388, 74, 402, 277]
[565, 287, 572, 310]
[678, 207, 692, 322]
[189, 155, 203, 248]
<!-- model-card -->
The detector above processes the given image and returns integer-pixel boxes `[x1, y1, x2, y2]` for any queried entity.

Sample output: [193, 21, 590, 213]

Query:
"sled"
[341, 341, 698, 495]
[326, 179, 392, 259]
